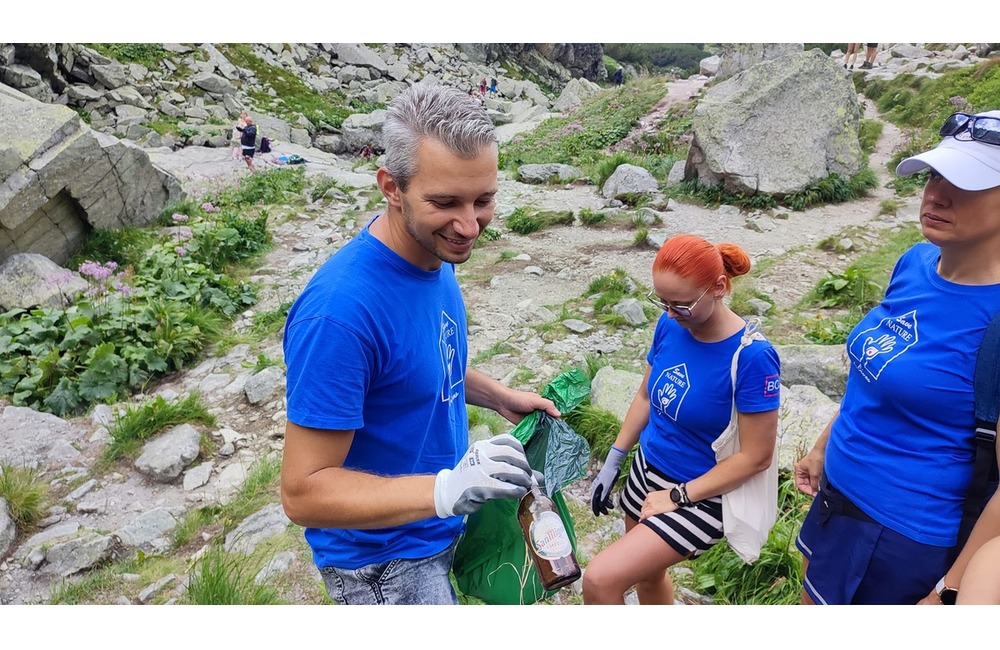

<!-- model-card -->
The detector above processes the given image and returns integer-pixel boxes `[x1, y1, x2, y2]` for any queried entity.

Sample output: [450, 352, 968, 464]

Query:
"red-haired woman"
[583, 234, 781, 604]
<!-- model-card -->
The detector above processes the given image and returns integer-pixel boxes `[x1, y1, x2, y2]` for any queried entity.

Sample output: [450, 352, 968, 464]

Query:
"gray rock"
[0, 253, 88, 310]
[589, 366, 642, 423]
[255, 551, 296, 584]
[778, 384, 840, 471]
[0, 497, 15, 558]
[561, 318, 593, 334]
[39, 531, 117, 576]
[612, 298, 648, 326]
[244, 366, 285, 405]
[134, 423, 202, 483]
[517, 163, 586, 184]
[137, 573, 176, 603]
[686, 49, 863, 195]
[183, 462, 213, 491]
[773, 344, 849, 400]
[115, 507, 177, 548]
[224, 503, 290, 555]
[601, 164, 659, 199]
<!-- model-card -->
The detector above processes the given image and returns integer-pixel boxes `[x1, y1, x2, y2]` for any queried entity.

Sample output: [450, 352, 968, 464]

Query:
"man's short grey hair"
[382, 83, 497, 191]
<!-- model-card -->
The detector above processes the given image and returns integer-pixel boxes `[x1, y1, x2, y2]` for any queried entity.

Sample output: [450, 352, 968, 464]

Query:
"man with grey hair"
[280, 83, 560, 605]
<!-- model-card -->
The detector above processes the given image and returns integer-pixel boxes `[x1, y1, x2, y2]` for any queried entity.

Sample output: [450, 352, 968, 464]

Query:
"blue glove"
[434, 434, 533, 518]
[590, 446, 628, 516]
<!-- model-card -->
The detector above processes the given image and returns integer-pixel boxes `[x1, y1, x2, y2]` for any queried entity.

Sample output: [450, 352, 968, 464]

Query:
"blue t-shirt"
[825, 243, 1000, 547]
[283, 220, 469, 570]
[639, 316, 781, 482]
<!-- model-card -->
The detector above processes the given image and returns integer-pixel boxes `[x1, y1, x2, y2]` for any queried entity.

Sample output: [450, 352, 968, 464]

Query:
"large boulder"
[0, 83, 183, 265]
[716, 43, 804, 80]
[0, 253, 88, 310]
[684, 49, 863, 196]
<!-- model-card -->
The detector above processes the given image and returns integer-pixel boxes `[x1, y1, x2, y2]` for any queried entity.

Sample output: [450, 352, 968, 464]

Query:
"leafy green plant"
[104, 393, 215, 462]
[0, 463, 49, 529]
[803, 313, 857, 345]
[813, 267, 883, 309]
[632, 228, 649, 247]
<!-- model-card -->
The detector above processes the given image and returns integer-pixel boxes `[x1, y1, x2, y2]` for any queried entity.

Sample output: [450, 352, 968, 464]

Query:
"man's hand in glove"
[434, 434, 533, 518]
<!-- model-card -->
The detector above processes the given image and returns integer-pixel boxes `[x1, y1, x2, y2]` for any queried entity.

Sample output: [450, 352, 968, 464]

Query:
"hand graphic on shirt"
[863, 334, 895, 360]
[657, 383, 677, 411]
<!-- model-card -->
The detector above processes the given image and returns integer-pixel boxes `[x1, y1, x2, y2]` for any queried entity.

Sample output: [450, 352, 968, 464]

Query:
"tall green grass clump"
[687, 473, 811, 604]
[184, 544, 283, 605]
[0, 463, 49, 529]
[105, 393, 215, 462]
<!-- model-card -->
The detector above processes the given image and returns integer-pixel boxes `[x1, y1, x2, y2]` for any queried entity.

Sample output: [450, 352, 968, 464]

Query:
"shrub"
[0, 463, 49, 529]
[184, 544, 283, 605]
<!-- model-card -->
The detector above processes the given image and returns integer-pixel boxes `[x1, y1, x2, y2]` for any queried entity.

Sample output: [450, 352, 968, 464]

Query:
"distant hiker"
[613, 68, 624, 86]
[488, 77, 498, 96]
[359, 143, 375, 160]
[236, 113, 257, 172]
[479, 77, 487, 95]
[231, 115, 246, 160]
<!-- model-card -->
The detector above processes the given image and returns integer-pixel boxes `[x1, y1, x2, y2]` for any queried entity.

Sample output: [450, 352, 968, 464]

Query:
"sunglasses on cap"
[939, 112, 1000, 146]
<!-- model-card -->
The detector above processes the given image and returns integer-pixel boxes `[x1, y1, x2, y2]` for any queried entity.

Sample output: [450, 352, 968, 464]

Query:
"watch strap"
[935, 576, 958, 605]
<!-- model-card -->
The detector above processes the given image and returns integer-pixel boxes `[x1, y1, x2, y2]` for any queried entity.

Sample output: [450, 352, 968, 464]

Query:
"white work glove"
[434, 433, 533, 518]
[591, 446, 628, 516]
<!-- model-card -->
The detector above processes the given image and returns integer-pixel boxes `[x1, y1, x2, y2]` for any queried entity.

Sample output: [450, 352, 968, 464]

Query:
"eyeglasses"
[645, 285, 712, 317]
[939, 112, 1000, 146]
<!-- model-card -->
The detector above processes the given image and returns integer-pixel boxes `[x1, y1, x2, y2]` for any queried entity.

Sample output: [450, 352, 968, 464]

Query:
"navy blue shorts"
[795, 479, 956, 605]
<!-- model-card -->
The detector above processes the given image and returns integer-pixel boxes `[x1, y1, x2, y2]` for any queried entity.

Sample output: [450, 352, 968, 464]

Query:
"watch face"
[940, 588, 957, 605]
[669, 487, 681, 505]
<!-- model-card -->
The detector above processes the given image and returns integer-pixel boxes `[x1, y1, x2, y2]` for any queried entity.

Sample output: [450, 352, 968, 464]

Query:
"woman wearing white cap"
[792, 110, 1000, 605]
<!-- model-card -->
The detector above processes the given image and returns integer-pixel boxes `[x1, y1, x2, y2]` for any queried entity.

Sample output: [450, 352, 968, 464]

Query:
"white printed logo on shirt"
[650, 363, 690, 420]
[847, 309, 918, 382]
[439, 311, 464, 402]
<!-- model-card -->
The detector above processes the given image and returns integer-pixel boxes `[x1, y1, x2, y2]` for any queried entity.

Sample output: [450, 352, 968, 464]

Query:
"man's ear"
[377, 167, 402, 208]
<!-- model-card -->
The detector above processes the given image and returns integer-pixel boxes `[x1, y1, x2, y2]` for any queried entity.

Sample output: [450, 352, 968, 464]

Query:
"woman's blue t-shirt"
[825, 242, 1000, 547]
[640, 316, 781, 482]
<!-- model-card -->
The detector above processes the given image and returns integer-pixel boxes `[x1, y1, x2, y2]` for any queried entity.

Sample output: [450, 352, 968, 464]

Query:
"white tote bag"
[710, 319, 779, 564]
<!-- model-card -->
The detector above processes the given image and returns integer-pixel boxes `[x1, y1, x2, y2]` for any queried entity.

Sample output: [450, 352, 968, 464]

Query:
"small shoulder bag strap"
[727, 318, 767, 417]
[958, 311, 1000, 548]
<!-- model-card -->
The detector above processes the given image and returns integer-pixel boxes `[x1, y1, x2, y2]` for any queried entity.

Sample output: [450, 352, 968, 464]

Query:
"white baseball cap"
[896, 110, 1000, 191]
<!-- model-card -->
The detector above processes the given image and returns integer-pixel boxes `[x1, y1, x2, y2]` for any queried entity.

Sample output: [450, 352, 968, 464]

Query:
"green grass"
[104, 393, 216, 462]
[685, 473, 811, 604]
[184, 543, 284, 605]
[217, 455, 283, 530]
[0, 463, 49, 529]
[500, 76, 668, 171]
[505, 207, 574, 235]
[217, 44, 357, 129]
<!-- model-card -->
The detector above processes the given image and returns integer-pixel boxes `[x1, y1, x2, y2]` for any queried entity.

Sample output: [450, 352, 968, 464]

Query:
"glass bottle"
[517, 477, 581, 591]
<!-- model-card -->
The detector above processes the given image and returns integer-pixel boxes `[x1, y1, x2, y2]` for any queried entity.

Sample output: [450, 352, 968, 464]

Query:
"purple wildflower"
[175, 246, 187, 256]
[172, 213, 190, 223]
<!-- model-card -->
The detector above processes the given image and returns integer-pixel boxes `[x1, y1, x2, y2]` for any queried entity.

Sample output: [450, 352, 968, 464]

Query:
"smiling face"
[919, 170, 1000, 249]
[380, 137, 498, 270]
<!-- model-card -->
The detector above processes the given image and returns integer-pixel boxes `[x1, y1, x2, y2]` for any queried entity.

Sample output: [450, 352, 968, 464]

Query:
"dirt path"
[461, 80, 917, 375]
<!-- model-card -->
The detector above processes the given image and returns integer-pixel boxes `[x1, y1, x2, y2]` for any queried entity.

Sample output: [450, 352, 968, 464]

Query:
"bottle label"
[529, 511, 572, 559]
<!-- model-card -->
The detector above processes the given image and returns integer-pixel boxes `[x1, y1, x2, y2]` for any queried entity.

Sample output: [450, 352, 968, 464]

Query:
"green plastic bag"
[452, 370, 591, 604]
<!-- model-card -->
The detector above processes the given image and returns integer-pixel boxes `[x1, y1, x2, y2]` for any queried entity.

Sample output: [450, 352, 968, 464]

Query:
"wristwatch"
[935, 577, 958, 605]
[669, 483, 691, 507]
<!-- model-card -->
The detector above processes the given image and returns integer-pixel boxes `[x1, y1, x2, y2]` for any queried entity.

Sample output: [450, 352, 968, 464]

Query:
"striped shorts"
[619, 445, 724, 558]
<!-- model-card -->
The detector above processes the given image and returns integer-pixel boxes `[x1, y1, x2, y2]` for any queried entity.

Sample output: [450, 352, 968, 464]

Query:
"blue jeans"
[319, 537, 459, 605]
